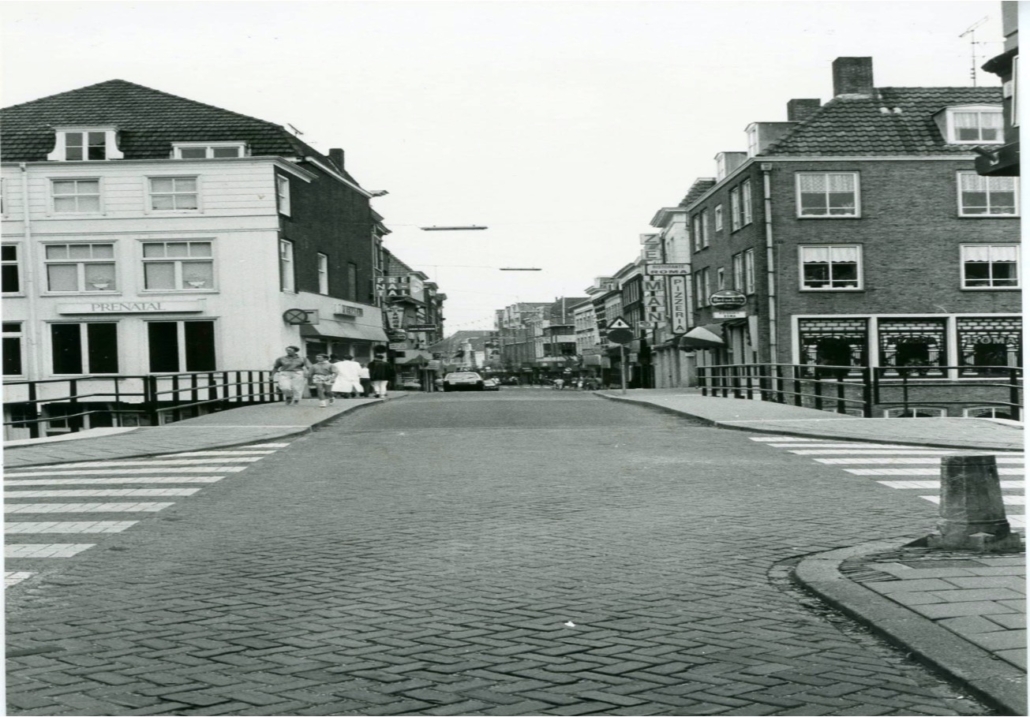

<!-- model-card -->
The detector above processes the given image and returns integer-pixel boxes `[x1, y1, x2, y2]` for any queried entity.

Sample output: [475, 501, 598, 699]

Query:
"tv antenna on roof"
[959, 16, 989, 87]
[287, 123, 304, 136]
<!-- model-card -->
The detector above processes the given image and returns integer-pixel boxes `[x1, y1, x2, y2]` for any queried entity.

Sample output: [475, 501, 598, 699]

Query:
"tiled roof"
[678, 178, 716, 207]
[0, 79, 360, 183]
[763, 86, 1003, 156]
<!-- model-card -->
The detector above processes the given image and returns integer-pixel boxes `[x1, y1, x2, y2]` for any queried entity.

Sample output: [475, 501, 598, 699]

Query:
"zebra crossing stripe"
[818, 456, 1024, 465]
[4, 502, 175, 513]
[791, 449, 964, 456]
[846, 468, 1025, 476]
[246, 443, 290, 448]
[5, 489, 200, 498]
[748, 436, 824, 442]
[6, 467, 247, 477]
[8, 458, 264, 470]
[5, 572, 34, 586]
[878, 480, 1025, 490]
[5, 521, 138, 534]
[922, 495, 1024, 506]
[166, 450, 275, 457]
[5, 544, 94, 558]
[5, 477, 225, 486]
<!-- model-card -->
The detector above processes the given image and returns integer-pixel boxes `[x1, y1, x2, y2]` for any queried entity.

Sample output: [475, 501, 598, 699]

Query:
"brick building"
[669, 57, 1020, 413]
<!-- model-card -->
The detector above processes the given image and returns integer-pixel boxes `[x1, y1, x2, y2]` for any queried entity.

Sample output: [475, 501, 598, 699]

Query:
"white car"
[442, 372, 485, 392]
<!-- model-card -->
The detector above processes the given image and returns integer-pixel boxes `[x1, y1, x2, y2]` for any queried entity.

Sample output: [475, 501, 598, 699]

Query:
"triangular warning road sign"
[608, 317, 631, 330]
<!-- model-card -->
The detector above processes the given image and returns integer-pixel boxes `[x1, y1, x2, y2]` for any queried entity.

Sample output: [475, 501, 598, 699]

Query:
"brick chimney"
[787, 99, 822, 122]
[832, 57, 874, 97]
[328, 148, 345, 172]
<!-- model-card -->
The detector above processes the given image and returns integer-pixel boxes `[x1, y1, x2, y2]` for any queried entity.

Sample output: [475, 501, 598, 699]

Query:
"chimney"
[787, 99, 822, 123]
[329, 148, 345, 172]
[832, 57, 874, 97]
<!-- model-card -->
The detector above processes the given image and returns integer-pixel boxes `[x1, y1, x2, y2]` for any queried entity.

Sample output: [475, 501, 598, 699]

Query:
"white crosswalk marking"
[6, 544, 95, 558]
[846, 468, 1024, 476]
[4, 502, 175, 513]
[5, 489, 201, 497]
[6, 477, 225, 486]
[750, 436, 1025, 530]
[878, 480, 1025, 490]
[6, 466, 247, 477]
[6, 521, 138, 534]
[3, 444, 287, 585]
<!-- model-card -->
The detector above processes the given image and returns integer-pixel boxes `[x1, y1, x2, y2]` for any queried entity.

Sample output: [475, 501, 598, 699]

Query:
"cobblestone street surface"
[6, 393, 996, 715]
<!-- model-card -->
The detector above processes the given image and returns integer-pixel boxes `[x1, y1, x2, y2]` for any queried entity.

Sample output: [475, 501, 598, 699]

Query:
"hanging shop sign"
[708, 290, 748, 308]
[645, 264, 689, 276]
[283, 308, 318, 325]
[668, 275, 688, 334]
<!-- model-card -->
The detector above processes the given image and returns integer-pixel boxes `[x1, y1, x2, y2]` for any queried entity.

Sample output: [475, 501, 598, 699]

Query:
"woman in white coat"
[331, 354, 363, 398]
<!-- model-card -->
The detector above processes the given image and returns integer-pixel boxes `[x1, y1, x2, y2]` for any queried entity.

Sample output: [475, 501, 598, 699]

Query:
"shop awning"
[300, 321, 389, 343]
[395, 351, 432, 365]
[678, 324, 725, 349]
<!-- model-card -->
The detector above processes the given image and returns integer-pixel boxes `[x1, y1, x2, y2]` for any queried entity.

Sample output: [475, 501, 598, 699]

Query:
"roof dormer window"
[945, 106, 1003, 144]
[172, 142, 247, 159]
[47, 128, 122, 162]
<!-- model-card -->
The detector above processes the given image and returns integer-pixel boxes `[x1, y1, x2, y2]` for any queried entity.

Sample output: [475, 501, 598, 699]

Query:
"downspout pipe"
[761, 163, 778, 364]
[19, 163, 42, 379]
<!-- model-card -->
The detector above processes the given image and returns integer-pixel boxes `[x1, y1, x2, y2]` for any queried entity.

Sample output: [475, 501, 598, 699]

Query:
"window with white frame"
[714, 204, 724, 232]
[51, 179, 101, 213]
[746, 125, 759, 157]
[277, 175, 291, 216]
[742, 179, 753, 225]
[744, 248, 756, 294]
[147, 320, 216, 373]
[701, 208, 710, 247]
[733, 253, 744, 291]
[51, 322, 119, 374]
[716, 267, 726, 290]
[957, 172, 1018, 216]
[2, 244, 21, 294]
[318, 253, 329, 294]
[883, 407, 947, 418]
[148, 177, 199, 211]
[3, 322, 23, 376]
[946, 107, 1003, 143]
[45, 243, 117, 292]
[142, 241, 214, 291]
[962, 244, 1019, 288]
[797, 173, 859, 217]
[280, 239, 295, 292]
[729, 188, 741, 231]
[799, 245, 861, 290]
[695, 268, 711, 306]
[172, 143, 246, 159]
[47, 129, 123, 162]
[692, 215, 702, 252]
[1012, 57, 1019, 127]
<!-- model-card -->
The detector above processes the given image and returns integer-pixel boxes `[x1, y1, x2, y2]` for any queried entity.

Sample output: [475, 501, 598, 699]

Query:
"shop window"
[3, 322, 23, 376]
[51, 323, 119, 375]
[147, 321, 216, 373]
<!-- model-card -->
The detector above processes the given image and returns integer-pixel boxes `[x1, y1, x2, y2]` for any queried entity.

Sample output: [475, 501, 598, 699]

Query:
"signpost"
[606, 317, 634, 395]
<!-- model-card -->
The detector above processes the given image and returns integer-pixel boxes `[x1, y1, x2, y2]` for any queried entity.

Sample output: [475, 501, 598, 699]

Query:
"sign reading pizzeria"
[708, 290, 747, 308]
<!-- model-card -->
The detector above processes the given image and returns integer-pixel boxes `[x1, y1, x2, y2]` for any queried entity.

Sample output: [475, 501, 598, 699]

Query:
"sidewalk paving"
[5, 387, 1025, 713]
[598, 388, 1026, 715]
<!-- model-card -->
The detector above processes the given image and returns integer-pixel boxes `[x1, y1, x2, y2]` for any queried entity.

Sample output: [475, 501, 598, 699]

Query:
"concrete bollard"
[927, 455, 1023, 552]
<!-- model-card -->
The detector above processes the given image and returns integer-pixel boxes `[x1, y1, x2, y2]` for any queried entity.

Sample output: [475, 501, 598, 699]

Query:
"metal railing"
[697, 364, 1023, 420]
[3, 370, 280, 439]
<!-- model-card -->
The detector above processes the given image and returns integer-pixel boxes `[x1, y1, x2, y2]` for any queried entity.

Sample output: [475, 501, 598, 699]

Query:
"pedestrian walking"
[310, 354, 338, 407]
[272, 346, 312, 405]
[331, 354, 363, 398]
[367, 352, 395, 398]
[359, 363, 372, 397]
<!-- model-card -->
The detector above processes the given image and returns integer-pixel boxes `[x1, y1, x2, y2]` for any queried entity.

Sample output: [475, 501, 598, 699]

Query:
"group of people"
[272, 346, 396, 407]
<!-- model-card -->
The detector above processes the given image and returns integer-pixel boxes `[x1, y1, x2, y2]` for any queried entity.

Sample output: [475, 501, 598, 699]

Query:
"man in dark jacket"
[367, 353, 396, 398]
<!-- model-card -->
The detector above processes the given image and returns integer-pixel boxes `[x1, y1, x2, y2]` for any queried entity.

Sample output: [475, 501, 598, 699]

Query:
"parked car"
[442, 372, 485, 392]
[483, 378, 500, 391]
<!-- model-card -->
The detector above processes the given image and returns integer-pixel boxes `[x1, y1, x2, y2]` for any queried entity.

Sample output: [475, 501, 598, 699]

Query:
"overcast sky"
[1, 1, 1005, 334]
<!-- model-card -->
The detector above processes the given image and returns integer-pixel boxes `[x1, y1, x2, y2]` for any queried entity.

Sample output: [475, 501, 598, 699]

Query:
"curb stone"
[3, 395, 404, 468]
[794, 537, 1027, 717]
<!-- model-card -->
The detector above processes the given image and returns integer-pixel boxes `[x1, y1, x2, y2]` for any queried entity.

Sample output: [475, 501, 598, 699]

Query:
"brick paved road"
[7, 393, 992, 715]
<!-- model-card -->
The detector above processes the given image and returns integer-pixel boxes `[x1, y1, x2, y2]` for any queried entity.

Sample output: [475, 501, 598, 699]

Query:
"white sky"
[1, 1, 1004, 335]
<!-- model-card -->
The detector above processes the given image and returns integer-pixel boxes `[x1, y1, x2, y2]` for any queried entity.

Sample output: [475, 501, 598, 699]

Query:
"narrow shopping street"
[6, 393, 993, 715]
